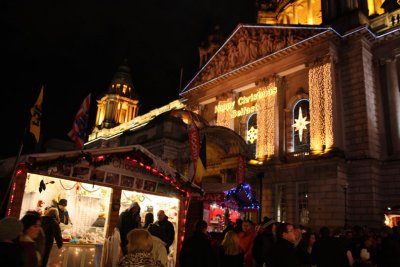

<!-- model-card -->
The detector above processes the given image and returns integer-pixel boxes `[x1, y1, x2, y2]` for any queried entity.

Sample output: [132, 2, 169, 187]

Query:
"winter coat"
[179, 231, 216, 267]
[117, 252, 163, 267]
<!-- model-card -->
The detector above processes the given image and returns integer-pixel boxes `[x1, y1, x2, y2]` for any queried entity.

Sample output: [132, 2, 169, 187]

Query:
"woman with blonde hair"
[118, 228, 163, 267]
[41, 207, 63, 267]
[217, 230, 244, 267]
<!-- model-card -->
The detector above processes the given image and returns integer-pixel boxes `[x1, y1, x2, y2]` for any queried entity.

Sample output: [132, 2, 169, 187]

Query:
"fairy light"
[309, 61, 333, 152]
[216, 98, 233, 129]
[256, 82, 276, 158]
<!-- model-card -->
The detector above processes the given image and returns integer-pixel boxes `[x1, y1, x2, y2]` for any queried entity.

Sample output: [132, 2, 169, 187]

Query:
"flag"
[188, 119, 200, 171]
[193, 135, 207, 186]
[30, 86, 44, 143]
[236, 154, 245, 184]
[68, 94, 91, 149]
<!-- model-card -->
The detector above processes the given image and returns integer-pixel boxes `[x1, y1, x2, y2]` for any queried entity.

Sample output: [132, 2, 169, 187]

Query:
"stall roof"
[23, 145, 203, 195]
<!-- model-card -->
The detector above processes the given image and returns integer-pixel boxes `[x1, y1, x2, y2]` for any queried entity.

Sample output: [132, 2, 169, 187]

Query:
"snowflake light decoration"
[247, 126, 258, 144]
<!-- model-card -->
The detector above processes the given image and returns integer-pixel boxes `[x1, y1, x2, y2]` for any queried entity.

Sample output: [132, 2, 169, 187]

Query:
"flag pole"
[0, 126, 27, 216]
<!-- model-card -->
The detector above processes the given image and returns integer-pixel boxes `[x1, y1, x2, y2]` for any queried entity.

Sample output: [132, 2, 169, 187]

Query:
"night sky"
[1, 1, 256, 158]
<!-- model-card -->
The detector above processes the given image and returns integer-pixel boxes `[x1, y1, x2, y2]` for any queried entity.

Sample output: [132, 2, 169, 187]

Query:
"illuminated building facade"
[180, 1, 400, 229]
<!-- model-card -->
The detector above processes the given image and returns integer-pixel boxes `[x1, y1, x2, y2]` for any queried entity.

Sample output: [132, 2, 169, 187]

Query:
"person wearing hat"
[252, 217, 277, 267]
[0, 217, 24, 267]
[54, 198, 71, 225]
[117, 202, 142, 255]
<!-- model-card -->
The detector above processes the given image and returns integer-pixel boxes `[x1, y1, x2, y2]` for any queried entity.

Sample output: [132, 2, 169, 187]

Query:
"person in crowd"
[312, 226, 348, 267]
[92, 212, 106, 227]
[20, 213, 43, 267]
[268, 222, 298, 267]
[296, 231, 317, 267]
[376, 225, 400, 267]
[148, 223, 168, 267]
[217, 230, 244, 267]
[179, 220, 216, 267]
[237, 219, 256, 267]
[155, 210, 174, 254]
[252, 217, 277, 267]
[353, 235, 375, 267]
[40, 208, 63, 267]
[144, 212, 154, 228]
[234, 219, 243, 234]
[0, 217, 24, 267]
[117, 202, 142, 255]
[54, 199, 71, 225]
[117, 228, 163, 267]
[24, 211, 46, 263]
[333, 227, 355, 267]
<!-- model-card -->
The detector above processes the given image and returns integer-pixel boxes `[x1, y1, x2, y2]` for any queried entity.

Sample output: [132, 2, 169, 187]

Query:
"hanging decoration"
[25, 147, 204, 197]
[224, 183, 259, 212]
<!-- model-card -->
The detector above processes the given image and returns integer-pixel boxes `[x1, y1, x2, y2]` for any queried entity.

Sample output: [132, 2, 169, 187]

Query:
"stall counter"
[48, 243, 103, 267]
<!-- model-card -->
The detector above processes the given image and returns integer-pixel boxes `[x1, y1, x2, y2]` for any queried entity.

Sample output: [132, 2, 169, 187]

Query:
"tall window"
[247, 113, 257, 159]
[276, 184, 287, 222]
[297, 182, 309, 225]
[292, 99, 310, 152]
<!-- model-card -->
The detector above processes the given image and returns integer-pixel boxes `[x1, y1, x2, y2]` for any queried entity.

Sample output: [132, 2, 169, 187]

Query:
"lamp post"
[258, 172, 264, 223]
[343, 183, 349, 229]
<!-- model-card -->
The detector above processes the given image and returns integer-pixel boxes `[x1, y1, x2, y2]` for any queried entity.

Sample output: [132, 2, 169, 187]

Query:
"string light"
[309, 61, 333, 152]
[256, 82, 276, 159]
[224, 183, 260, 212]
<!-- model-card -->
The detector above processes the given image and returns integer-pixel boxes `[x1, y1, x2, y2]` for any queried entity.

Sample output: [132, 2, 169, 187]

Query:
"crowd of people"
[2, 199, 400, 267]
[179, 217, 400, 267]
[0, 206, 64, 267]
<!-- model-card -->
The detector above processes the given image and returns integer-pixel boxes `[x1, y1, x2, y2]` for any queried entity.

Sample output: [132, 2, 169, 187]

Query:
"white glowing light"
[292, 107, 310, 142]
[247, 126, 258, 144]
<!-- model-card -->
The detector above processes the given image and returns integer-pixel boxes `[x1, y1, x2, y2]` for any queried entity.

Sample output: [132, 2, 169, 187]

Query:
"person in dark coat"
[179, 220, 216, 267]
[267, 222, 298, 267]
[117, 202, 141, 255]
[53, 199, 71, 225]
[40, 208, 63, 267]
[0, 217, 24, 267]
[217, 230, 244, 267]
[155, 210, 175, 254]
[252, 217, 277, 267]
[312, 226, 348, 267]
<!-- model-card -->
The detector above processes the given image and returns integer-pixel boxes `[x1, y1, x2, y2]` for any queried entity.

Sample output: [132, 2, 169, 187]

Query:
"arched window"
[247, 113, 257, 158]
[292, 100, 310, 152]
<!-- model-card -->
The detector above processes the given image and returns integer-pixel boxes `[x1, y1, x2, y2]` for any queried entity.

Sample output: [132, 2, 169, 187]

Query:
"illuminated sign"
[214, 87, 277, 118]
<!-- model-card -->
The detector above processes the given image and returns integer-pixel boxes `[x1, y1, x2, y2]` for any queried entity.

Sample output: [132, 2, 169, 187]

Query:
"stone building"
[88, 1, 400, 230]
[179, 0, 400, 229]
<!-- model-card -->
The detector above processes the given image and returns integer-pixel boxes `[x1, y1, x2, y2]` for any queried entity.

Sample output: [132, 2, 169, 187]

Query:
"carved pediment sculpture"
[184, 25, 330, 92]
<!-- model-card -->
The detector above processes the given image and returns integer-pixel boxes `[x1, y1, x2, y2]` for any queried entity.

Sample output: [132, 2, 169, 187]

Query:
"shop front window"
[120, 190, 180, 265]
[297, 182, 309, 225]
[20, 173, 112, 243]
[292, 99, 310, 152]
[276, 184, 287, 223]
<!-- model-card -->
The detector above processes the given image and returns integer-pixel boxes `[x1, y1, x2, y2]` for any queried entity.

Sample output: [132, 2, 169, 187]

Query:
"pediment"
[182, 24, 334, 94]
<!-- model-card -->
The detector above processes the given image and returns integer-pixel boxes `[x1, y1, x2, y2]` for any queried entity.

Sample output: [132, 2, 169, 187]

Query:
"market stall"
[7, 145, 202, 267]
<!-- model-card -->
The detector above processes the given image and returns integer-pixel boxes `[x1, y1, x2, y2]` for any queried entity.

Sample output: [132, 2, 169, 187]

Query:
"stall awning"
[22, 145, 203, 196]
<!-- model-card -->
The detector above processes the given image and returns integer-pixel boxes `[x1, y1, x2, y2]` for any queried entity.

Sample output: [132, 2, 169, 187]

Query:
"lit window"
[297, 182, 309, 225]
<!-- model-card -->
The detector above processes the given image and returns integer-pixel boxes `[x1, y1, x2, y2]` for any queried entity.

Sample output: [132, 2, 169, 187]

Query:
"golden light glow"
[367, 0, 384, 16]
[309, 62, 333, 152]
[277, 0, 322, 25]
[256, 82, 276, 158]
[292, 107, 310, 142]
[247, 126, 258, 144]
[216, 98, 233, 129]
